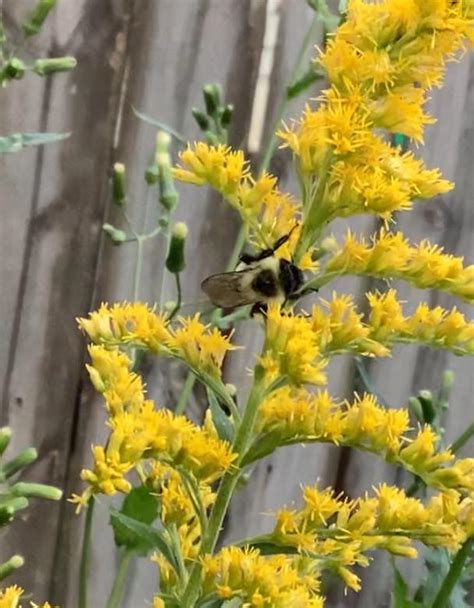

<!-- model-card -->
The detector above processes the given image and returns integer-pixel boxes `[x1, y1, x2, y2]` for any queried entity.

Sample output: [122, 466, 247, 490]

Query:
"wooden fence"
[0, 1, 472, 606]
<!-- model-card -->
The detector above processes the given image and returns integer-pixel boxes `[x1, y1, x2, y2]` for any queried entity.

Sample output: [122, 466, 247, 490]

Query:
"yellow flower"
[255, 386, 473, 493]
[260, 305, 327, 386]
[311, 293, 389, 357]
[86, 345, 144, 415]
[0, 587, 58, 608]
[167, 315, 236, 378]
[201, 547, 323, 607]
[269, 482, 473, 591]
[326, 230, 474, 302]
[0, 587, 23, 608]
[78, 302, 171, 353]
[80, 445, 133, 497]
[173, 143, 248, 197]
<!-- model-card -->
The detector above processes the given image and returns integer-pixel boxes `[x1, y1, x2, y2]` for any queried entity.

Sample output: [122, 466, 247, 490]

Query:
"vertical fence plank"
[0, 0, 133, 601]
[54, 2, 267, 606]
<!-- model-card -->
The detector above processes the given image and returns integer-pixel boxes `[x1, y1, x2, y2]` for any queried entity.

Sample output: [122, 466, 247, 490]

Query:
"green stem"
[168, 273, 182, 321]
[180, 378, 265, 607]
[258, 12, 321, 174]
[78, 499, 95, 608]
[431, 538, 473, 608]
[451, 422, 474, 454]
[105, 549, 133, 608]
[175, 372, 196, 416]
[133, 237, 144, 301]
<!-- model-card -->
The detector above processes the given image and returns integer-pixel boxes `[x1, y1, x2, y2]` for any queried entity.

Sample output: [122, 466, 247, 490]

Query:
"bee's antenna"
[272, 222, 300, 253]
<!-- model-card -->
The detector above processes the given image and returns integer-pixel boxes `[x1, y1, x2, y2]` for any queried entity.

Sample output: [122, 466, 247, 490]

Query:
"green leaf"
[0, 131, 69, 154]
[111, 486, 158, 554]
[286, 66, 323, 99]
[241, 432, 282, 466]
[207, 389, 234, 443]
[110, 510, 178, 568]
[131, 107, 186, 143]
[391, 565, 423, 608]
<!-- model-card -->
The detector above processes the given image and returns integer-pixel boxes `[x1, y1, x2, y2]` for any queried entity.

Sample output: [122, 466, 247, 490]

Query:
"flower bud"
[3, 58, 26, 81]
[5, 497, 29, 513]
[155, 130, 172, 157]
[192, 108, 210, 131]
[23, 0, 56, 36]
[166, 223, 188, 273]
[33, 56, 77, 75]
[11, 482, 62, 501]
[0, 555, 24, 581]
[221, 103, 234, 127]
[418, 390, 435, 423]
[203, 83, 223, 117]
[0, 505, 14, 526]
[157, 154, 178, 211]
[102, 223, 127, 245]
[0, 427, 12, 456]
[112, 162, 126, 206]
[2, 447, 38, 479]
[408, 397, 424, 424]
[163, 300, 176, 312]
[145, 164, 160, 185]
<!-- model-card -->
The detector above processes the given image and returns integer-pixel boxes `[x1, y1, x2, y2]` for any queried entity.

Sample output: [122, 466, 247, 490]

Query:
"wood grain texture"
[53, 1, 266, 606]
[0, 0, 133, 601]
[0, 1, 472, 607]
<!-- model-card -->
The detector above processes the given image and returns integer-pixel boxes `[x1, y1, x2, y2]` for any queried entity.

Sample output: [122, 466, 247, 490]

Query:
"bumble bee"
[201, 230, 304, 310]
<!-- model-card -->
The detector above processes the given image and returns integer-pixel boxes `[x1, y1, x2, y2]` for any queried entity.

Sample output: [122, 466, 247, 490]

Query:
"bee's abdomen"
[251, 269, 280, 298]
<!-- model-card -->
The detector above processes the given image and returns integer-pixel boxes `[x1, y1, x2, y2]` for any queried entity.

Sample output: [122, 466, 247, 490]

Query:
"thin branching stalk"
[78, 499, 95, 608]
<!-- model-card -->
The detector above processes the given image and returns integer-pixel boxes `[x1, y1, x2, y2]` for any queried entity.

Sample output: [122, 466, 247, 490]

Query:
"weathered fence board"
[0, 0, 133, 599]
[0, 1, 472, 607]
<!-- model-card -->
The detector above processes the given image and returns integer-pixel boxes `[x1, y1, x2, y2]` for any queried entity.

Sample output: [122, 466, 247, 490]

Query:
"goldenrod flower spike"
[254, 387, 474, 493]
[173, 142, 319, 267]
[201, 546, 324, 607]
[326, 230, 474, 302]
[266, 483, 474, 592]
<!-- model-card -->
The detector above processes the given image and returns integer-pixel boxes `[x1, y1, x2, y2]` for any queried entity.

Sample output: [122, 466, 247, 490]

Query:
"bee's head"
[279, 259, 304, 298]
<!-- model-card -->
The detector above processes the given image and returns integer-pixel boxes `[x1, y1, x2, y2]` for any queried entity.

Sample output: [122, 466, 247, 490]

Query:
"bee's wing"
[201, 270, 257, 308]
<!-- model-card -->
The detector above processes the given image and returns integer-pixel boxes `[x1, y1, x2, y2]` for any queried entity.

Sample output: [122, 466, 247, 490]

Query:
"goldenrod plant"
[73, 1, 474, 607]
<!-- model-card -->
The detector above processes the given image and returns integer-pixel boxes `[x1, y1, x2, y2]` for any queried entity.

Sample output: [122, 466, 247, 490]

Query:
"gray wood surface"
[0, 1, 472, 607]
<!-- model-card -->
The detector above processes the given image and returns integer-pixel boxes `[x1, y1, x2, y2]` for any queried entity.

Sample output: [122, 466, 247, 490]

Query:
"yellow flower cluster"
[79, 303, 235, 379]
[201, 547, 324, 607]
[269, 484, 474, 591]
[71, 345, 236, 509]
[173, 143, 317, 270]
[278, 0, 473, 254]
[254, 388, 474, 493]
[78, 302, 170, 353]
[259, 304, 327, 386]
[311, 291, 474, 356]
[0, 586, 56, 608]
[325, 230, 474, 302]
